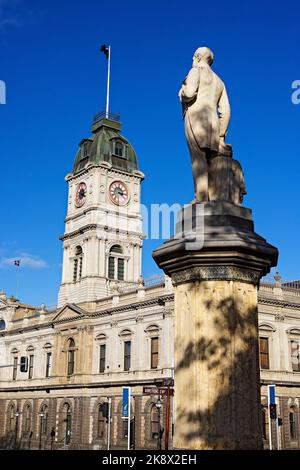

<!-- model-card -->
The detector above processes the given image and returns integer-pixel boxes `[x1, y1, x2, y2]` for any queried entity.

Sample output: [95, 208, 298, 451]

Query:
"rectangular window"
[99, 344, 106, 373]
[46, 352, 52, 377]
[115, 143, 123, 157]
[291, 341, 300, 372]
[124, 341, 131, 371]
[108, 257, 115, 279]
[290, 410, 297, 439]
[118, 258, 124, 281]
[67, 350, 75, 376]
[259, 337, 269, 369]
[83, 142, 89, 158]
[13, 356, 18, 381]
[151, 337, 159, 369]
[28, 355, 34, 379]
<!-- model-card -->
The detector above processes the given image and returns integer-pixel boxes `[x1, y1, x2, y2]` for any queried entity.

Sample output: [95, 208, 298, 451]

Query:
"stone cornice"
[91, 295, 174, 318]
[260, 378, 300, 388]
[5, 377, 298, 394]
[1, 294, 174, 335]
[60, 223, 143, 241]
[66, 164, 144, 184]
[64, 205, 143, 224]
[2, 289, 300, 338]
[0, 373, 173, 393]
[258, 296, 300, 309]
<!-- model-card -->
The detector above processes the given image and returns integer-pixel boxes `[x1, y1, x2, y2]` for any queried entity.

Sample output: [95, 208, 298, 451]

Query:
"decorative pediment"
[145, 324, 160, 335]
[287, 328, 300, 336]
[259, 323, 276, 332]
[51, 303, 87, 323]
[95, 333, 107, 342]
[118, 328, 133, 339]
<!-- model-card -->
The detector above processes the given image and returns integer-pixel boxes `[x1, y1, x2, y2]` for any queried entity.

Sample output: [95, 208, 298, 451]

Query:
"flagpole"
[106, 46, 111, 118]
[14, 261, 20, 300]
[16, 267, 19, 300]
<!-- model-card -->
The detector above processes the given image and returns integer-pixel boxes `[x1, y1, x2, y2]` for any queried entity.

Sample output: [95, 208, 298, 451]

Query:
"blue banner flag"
[122, 387, 130, 418]
[268, 384, 276, 405]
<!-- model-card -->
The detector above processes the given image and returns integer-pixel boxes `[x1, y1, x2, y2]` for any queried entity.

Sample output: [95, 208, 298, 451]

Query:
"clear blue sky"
[1, 0, 300, 306]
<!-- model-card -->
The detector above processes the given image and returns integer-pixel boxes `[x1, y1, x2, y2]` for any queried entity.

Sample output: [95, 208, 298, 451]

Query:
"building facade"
[0, 113, 300, 450]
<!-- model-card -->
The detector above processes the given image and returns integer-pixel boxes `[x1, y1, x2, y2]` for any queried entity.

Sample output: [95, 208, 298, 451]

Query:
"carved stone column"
[153, 201, 278, 449]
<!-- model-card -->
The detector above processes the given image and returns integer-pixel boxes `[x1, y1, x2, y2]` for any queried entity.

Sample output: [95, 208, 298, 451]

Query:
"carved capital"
[172, 266, 261, 286]
[163, 309, 173, 319]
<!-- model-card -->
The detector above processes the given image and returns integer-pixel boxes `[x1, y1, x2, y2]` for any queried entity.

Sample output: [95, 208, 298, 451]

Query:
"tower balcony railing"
[93, 111, 120, 125]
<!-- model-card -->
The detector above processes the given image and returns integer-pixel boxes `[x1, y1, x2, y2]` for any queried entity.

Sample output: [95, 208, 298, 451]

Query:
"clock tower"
[57, 112, 144, 307]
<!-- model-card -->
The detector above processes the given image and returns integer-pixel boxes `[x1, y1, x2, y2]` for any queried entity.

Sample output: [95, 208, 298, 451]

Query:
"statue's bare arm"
[179, 67, 200, 103]
[218, 85, 231, 138]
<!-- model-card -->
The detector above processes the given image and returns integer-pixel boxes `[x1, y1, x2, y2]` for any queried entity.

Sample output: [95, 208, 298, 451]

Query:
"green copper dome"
[72, 113, 139, 175]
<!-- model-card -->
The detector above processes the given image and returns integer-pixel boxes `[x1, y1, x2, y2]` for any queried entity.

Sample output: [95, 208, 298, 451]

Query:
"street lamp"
[38, 412, 45, 450]
[14, 411, 20, 449]
[155, 398, 163, 450]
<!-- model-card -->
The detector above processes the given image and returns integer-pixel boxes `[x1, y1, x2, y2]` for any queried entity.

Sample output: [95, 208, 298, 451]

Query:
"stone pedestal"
[153, 202, 278, 449]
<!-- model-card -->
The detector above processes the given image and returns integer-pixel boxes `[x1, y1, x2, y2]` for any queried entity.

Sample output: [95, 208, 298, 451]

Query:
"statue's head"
[193, 47, 214, 67]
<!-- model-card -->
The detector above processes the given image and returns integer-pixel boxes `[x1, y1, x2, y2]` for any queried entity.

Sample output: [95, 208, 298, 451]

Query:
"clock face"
[109, 180, 129, 206]
[75, 182, 87, 207]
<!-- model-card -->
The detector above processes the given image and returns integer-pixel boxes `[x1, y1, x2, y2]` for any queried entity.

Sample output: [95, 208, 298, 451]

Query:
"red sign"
[143, 386, 174, 396]
[143, 387, 158, 395]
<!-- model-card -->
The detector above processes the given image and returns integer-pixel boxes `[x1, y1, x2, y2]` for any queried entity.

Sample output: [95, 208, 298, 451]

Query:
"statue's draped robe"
[180, 63, 231, 153]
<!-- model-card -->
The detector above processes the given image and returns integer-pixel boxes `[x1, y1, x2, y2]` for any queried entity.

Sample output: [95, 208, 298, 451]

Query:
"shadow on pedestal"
[153, 201, 278, 449]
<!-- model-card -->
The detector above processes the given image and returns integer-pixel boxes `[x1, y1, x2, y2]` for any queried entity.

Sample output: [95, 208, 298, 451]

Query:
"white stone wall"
[1, 283, 300, 390]
[57, 164, 144, 307]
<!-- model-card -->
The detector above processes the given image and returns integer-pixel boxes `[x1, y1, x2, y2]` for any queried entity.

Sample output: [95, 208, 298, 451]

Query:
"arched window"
[8, 404, 15, 432]
[115, 142, 123, 157]
[40, 404, 48, 435]
[82, 141, 89, 158]
[261, 406, 268, 440]
[63, 403, 72, 445]
[0, 319, 5, 330]
[97, 404, 106, 438]
[73, 246, 83, 282]
[67, 339, 76, 375]
[108, 245, 124, 281]
[150, 405, 159, 439]
[290, 406, 297, 440]
[24, 405, 31, 433]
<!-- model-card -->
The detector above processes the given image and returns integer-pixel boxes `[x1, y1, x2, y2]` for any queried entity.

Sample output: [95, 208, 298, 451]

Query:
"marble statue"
[179, 47, 246, 205]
